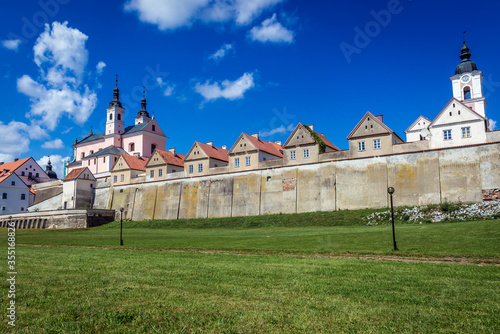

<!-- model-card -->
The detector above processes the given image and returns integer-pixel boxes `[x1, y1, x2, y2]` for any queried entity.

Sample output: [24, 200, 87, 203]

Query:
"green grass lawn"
[0, 213, 499, 333]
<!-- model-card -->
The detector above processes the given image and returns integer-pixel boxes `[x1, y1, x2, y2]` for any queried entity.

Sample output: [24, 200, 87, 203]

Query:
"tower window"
[464, 86, 471, 100]
[109, 113, 113, 120]
[152, 125, 156, 131]
[129, 143, 135, 151]
[118, 114, 121, 120]
[151, 144, 157, 154]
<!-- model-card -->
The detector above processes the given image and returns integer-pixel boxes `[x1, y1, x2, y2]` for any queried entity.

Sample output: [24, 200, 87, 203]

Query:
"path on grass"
[18, 244, 500, 266]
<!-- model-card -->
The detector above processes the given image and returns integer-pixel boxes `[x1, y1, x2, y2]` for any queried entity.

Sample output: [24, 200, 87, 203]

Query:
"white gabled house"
[0, 172, 31, 214]
[405, 116, 431, 142]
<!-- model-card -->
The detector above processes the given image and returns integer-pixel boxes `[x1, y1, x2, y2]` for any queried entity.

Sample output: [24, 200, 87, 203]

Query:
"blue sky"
[1, 0, 500, 176]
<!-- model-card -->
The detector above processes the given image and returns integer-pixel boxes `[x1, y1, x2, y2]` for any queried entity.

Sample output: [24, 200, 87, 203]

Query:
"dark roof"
[455, 42, 479, 75]
[76, 132, 105, 145]
[123, 120, 153, 135]
[84, 146, 128, 159]
[66, 160, 82, 168]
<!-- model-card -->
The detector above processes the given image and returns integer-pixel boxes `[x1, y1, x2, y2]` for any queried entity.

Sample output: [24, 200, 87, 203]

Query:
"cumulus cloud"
[0, 121, 32, 161]
[124, 0, 283, 30]
[259, 123, 294, 137]
[194, 72, 255, 101]
[42, 138, 65, 149]
[249, 13, 294, 43]
[489, 119, 497, 130]
[209, 43, 234, 61]
[96, 61, 106, 75]
[2, 39, 22, 51]
[164, 85, 175, 96]
[37, 155, 70, 179]
[17, 21, 99, 131]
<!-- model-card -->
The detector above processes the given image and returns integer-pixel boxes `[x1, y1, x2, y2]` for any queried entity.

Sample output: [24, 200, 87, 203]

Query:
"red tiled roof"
[121, 154, 148, 171]
[29, 186, 35, 195]
[317, 133, 339, 151]
[0, 172, 12, 183]
[0, 157, 31, 173]
[63, 167, 85, 181]
[155, 149, 185, 167]
[241, 133, 283, 157]
[196, 142, 229, 162]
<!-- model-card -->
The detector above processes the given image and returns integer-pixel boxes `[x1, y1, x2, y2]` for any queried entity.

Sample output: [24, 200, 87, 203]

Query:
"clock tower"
[450, 40, 486, 117]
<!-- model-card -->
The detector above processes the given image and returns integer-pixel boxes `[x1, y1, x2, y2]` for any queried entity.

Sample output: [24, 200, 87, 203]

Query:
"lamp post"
[119, 207, 124, 246]
[387, 187, 398, 251]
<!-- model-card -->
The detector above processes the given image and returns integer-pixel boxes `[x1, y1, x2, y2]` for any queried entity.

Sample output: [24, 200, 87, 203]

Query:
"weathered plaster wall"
[96, 142, 500, 220]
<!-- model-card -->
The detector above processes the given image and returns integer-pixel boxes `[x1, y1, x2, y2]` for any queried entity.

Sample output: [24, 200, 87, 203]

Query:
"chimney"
[14, 158, 19, 161]
[133, 152, 141, 158]
[251, 133, 259, 139]
[274, 140, 282, 146]
[169, 148, 176, 155]
[0, 162, 3, 165]
[307, 124, 314, 131]
[222, 145, 227, 150]
[207, 141, 213, 146]
[375, 115, 383, 123]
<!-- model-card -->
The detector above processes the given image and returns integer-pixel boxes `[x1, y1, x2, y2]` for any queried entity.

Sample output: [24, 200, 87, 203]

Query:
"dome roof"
[45, 159, 58, 179]
[455, 41, 478, 75]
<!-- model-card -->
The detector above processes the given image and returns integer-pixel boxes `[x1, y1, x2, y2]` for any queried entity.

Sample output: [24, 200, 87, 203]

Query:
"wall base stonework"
[0, 209, 116, 229]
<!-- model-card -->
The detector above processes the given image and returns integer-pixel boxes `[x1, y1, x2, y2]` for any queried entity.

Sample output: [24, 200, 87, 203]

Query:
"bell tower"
[106, 75, 125, 135]
[135, 87, 152, 125]
[450, 34, 486, 117]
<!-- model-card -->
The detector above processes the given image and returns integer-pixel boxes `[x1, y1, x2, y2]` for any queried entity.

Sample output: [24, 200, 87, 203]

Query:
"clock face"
[461, 75, 470, 83]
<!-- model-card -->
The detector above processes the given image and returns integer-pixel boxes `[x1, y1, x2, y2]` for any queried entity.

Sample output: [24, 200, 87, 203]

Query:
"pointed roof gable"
[187, 142, 229, 162]
[283, 123, 339, 151]
[120, 154, 148, 171]
[229, 133, 283, 158]
[63, 167, 86, 181]
[405, 115, 431, 133]
[429, 98, 487, 128]
[148, 149, 185, 167]
[347, 112, 403, 142]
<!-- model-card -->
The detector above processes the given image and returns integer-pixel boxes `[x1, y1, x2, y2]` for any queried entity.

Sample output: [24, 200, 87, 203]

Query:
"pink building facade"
[66, 82, 168, 178]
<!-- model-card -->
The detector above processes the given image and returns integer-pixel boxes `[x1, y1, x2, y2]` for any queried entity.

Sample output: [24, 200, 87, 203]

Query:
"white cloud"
[209, 43, 234, 61]
[489, 119, 497, 130]
[124, 0, 283, 30]
[249, 13, 294, 43]
[164, 85, 175, 96]
[42, 138, 65, 149]
[17, 22, 98, 131]
[259, 123, 294, 137]
[0, 121, 32, 159]
[96, 61, 106, 75]
[194, 72, 255, 101]
[37, 155, 70, 179]
[2, 39, 22, 51]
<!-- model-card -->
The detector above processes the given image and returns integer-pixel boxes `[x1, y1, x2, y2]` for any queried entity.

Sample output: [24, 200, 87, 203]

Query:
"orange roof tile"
[240, 133, 283, 157]
[0, 157, 31, 173]
[317, 133, 339, 151]
[63, 167, 86, 181]
[155, 149, 185, 167]
[196, 142, 229, 162]
[121, 154, 148, 171]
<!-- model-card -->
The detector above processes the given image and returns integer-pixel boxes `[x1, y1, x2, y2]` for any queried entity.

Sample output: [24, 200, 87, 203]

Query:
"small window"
[11, 181, 15, 186]
[158, 169, 163, 177]
[21, 172, 25, 176]
[235, 158, 240, 168]
[373, 139, 381, 150]
[103, 157, 106, 163]
[152, 125, 156, 131]
[462, 127, 471, 138]
[303, 149, 310, 159]
[449, 112, 452, 116]
[458, 110, 461, 115]
[358, 141, 366, 151]
[120, 174, 124, 182]
[109, 113, 113, 120]
[151, 144, 157, 154]
[246, 156, 251, 166]
[129, 143, 135, 151]
[1, 206, 5, 211]
[90, 184, 93, 188]
[94, 159, 96, 165]
[81, 153, 85, 159]
[21, 194, 25, 200]
[118, 114, 121, 120]
[21, 207, 24, 211]
[90, 150, 94, 155]
[443, 129, 452, 140]
[290, 151, 296, 160]
[29, 172, 32, 177]
[198, 163, 203, 173]
[2, 193, 7, 199]
[36, 173, 39, 177]
[150, 170, 154, 178]
[189, 165, 193, 174]
[114, 175, 117, 183]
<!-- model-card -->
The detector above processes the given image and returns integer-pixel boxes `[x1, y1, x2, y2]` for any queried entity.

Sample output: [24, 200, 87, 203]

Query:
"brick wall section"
[282, 178, 296, 191]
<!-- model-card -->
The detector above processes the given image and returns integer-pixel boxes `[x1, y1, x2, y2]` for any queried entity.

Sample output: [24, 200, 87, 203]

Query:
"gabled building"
[405, 116, 431, 142]
[283, 123, 339, 165]
[111, 154, 148, 185]
[62, 167, 96, 209]
[0, 172, 31, 214]
[184, 142, 229, 177]
[347, 112, 404, 158]
[0, 157, 51, 186]
[228, 133, 283, 171]
[146, 148, 186, 181]
[67, 81, 168, 178]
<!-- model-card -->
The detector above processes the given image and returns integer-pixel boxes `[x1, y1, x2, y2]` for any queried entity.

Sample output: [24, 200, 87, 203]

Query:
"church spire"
[138, 86, 150, 117]
[109, 74, 123, 108]
[454, 33, 478, 75]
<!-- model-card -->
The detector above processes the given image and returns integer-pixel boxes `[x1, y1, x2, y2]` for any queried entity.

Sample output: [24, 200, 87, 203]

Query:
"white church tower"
[106, 76, 125, 136]
[450, 39, 487, 117]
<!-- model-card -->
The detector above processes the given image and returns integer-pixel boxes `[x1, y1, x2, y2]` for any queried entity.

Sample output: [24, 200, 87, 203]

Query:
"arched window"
[109, 113, 113, 120]
[464, 86, 471, 100]
[129, 143, 135, 151]
[151, 144, 157, 154]
[118, 113, 121, 120]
